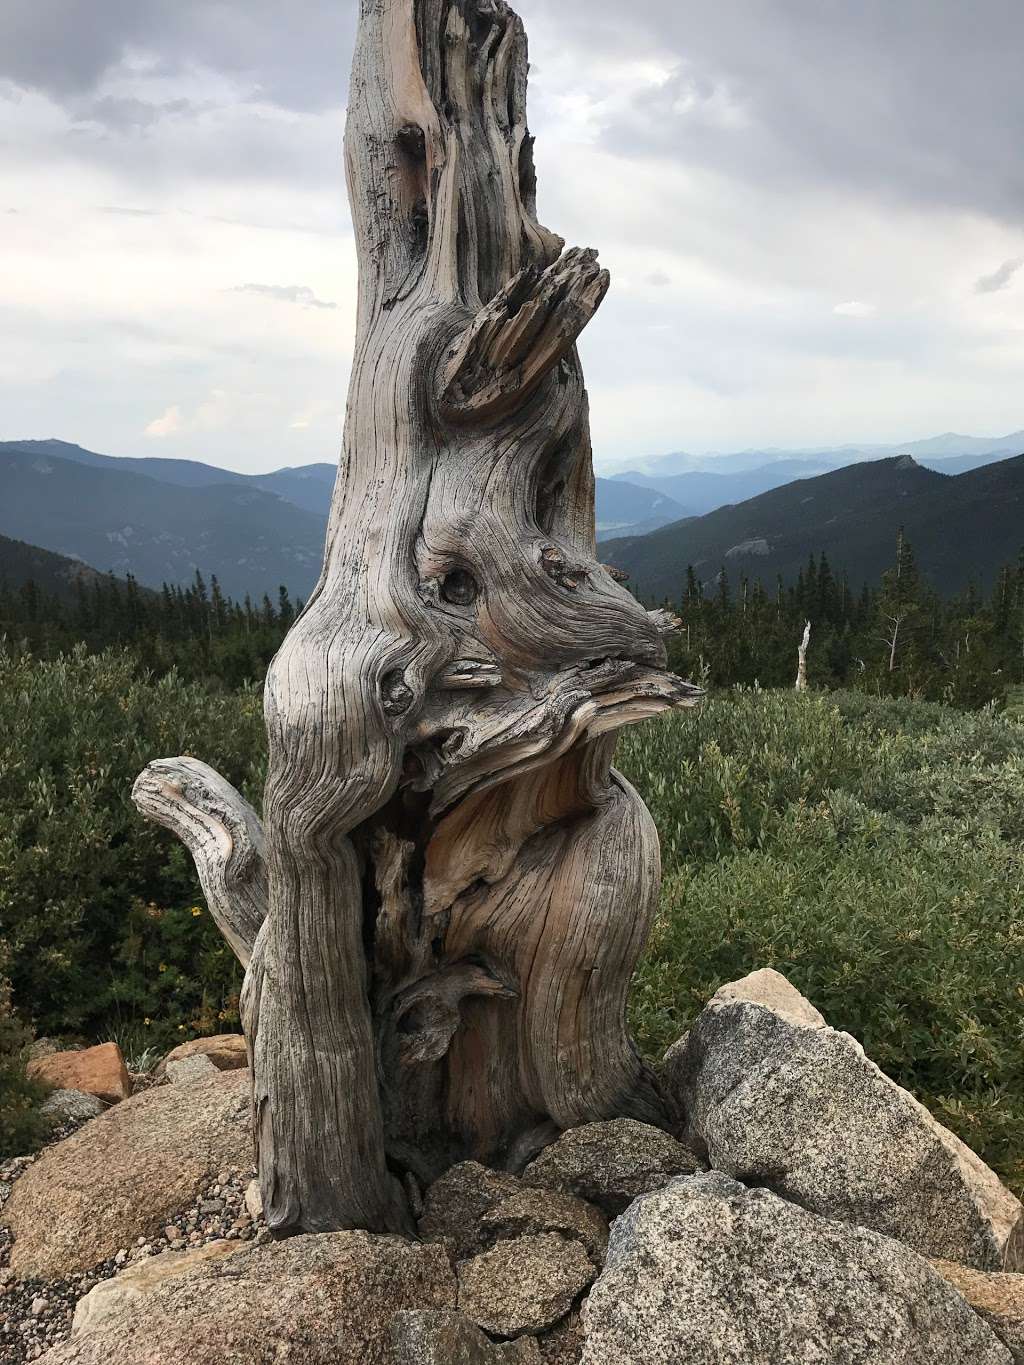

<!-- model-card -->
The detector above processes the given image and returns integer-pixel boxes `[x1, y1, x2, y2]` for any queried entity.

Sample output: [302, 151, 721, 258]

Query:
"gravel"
[0, 1089, 264, 1363]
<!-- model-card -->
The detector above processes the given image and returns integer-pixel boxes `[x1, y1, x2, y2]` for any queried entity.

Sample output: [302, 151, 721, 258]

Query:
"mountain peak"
[893, 454, 919, 471]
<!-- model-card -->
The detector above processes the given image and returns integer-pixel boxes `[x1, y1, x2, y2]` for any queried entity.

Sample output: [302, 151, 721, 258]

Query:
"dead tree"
[795, 620, 811, 691]
[133, 0, 700, 1237]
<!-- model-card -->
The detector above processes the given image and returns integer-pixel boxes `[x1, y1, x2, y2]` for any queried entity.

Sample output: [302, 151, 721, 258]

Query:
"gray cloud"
[231, 283, 336, 309]
[4, 0, 1020, 221]
[0, 0, 357, 112]
[77, 95, 205, 132]
[546, 0, 1024, 223]
[1, 0, 1020, 467]
[975, 258, 1023, 294]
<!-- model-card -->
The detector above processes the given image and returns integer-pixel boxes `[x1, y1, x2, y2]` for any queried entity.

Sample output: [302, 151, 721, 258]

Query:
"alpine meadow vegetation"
[2, 642, 1023, 1187]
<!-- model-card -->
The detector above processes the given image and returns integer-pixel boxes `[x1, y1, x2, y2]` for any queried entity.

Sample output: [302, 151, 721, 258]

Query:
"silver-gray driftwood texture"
[134, 0, 700, 1237]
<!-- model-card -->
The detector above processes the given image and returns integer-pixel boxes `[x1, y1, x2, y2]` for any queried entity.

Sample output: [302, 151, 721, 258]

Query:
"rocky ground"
[1, 1149, 264, 1363]
[4, 983, 1024, 1362]
[0, 1060, 263, 1364]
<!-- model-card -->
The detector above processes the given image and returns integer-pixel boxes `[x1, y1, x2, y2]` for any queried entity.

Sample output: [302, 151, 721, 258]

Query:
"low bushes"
[0, 646, 263, 1052]
[619, 690, 1024, 1190]
[0, 954, 51, 1159]
[3, 645, 1023, 1186]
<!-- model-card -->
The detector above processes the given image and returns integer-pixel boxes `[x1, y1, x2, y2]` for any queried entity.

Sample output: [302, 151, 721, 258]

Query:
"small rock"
[458, 1233, 595, 1338]
[392, 1308, 542, 1362]
[580, 1171, 1012, 1364]
[155, 1035, 248, 1078]
[419, 1162, 522, 1260]
[31, 1296, 49, 1316]
[40, 1089, 105, 1125]
[932, 1258, 1024, 1361]
[480, 1188, 608, 1264]
[666, 969, 1024, 1270]
[538, 1312, 585, 1365]
[27, 1043, 131, 1106]
[523, 1120, 700, 1217]
[165, 1054, 219, 1086]
[244, 1178, 263, 1222]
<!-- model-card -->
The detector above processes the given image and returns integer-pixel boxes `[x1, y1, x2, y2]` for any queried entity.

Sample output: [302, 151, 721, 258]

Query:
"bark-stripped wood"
[795, 620, 811, 691]
[134, 0, 701, 1236]
[132, 759, 266, 967]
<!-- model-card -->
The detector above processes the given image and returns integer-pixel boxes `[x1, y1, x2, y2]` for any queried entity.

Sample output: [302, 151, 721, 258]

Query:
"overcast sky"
[2, 0, 1022, 474]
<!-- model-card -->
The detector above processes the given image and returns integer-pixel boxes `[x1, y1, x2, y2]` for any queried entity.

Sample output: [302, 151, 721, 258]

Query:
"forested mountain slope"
[0, 441, 684, 588]
[0, 446, 328, 599]
[0, 534, 105, 601]
[603, 454, 1024, 600]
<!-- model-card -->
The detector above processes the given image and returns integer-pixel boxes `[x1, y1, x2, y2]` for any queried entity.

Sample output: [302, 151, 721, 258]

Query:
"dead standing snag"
[134, 0, 701, 1236]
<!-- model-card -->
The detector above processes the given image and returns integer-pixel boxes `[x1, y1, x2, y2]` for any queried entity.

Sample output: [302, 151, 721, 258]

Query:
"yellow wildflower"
[191, 907, 203, 917]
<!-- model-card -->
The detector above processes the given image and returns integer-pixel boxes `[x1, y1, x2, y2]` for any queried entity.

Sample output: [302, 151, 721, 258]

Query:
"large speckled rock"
[392, 1309, 541, 1362]
[418, 1162, 522, 1260]
[3, 1070, 252, 1277]
[458, 1233, 595, 1338]
[28, 1043, 131, 1105]
[38, 1233, 456, 1365]
[480, 1188, 608, 1264]
[932, 1258, 1024, 1361]
[580, 1172, 1012, 1364]
[666, 969, 1024, 1270]
[155, 1034, 248, 1078]
[72, 1243, 245, 1336]
[522, 1120, 700, 1217]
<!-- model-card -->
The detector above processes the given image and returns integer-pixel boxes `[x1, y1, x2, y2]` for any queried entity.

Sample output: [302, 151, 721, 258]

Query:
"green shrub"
[0, 953, 51, 1159]
[0, 645, 264, 1044]
[618, 689, 1024, 1190]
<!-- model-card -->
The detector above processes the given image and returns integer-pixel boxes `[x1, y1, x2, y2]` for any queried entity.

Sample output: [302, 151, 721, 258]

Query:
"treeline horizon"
[664, 537, 1024, 708]
[2, 537, 1024, 707]
[0, 570, 304, 688]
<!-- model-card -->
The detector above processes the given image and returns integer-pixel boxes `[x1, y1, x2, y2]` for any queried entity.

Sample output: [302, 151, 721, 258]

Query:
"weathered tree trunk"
[795, 620, 811, 691]
[134, 0, 700, 1237]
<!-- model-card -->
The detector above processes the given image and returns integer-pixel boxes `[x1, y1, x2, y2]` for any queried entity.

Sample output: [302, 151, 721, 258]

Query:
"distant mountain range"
[602, 454, 1024, 601]
[0, 440, 686, 597]
[2, 430, 1020, 601]
[605, 430, 1024, 516]
[0, 441, 328, 600]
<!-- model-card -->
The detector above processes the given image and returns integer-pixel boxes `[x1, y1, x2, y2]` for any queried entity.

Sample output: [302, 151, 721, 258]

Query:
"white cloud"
[144, 404, 182, 437]
[832, 301, 877, 318]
